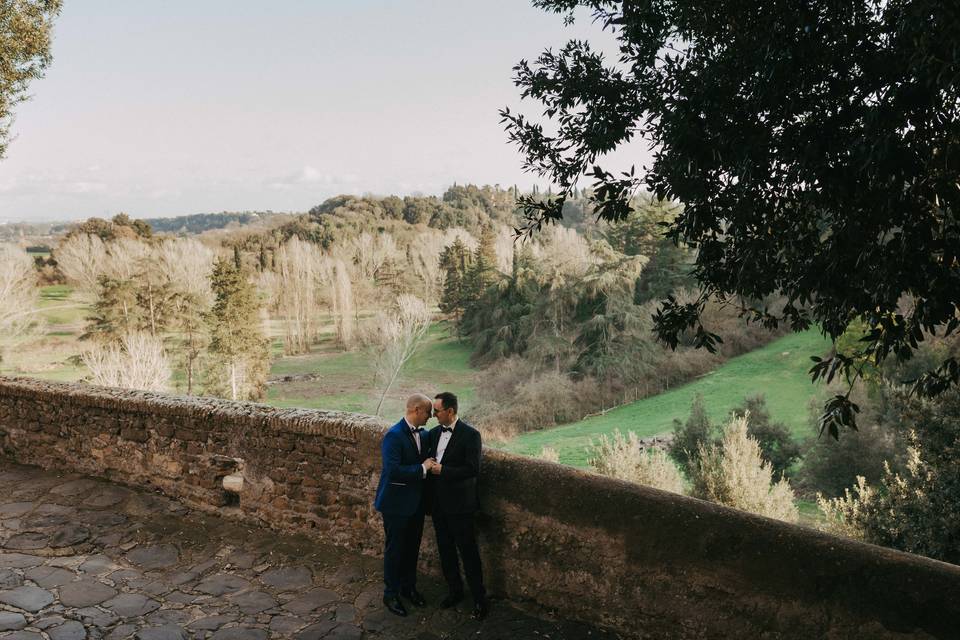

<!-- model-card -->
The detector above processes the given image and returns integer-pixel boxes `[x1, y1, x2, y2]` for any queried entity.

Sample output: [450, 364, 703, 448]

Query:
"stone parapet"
[1, 376, 958, 639]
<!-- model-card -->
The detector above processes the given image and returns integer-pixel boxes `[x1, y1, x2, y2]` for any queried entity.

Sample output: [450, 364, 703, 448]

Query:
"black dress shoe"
[401, 589, 426, 607]
[383, 595, 407, 617]
[472, 599, 489, 620]
[439, 592, 464, 609]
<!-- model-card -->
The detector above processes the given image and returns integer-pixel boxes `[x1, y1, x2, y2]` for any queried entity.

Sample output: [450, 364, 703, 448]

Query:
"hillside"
[504, 330, 832, 467]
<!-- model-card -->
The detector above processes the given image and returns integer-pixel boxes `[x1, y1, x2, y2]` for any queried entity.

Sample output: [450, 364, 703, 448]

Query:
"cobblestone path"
[0, 463, 617, 639]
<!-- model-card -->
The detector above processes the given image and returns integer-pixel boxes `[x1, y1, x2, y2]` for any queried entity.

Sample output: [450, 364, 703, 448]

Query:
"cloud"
[266, 166, 360, 190]
[0, 173, 107, 196]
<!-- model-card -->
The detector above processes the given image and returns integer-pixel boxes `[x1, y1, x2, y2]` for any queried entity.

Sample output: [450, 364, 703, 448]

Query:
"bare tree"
[104, 237, 151, 281]
[154, 237, 215, 303]
[350, 231, 399, 281]
[55, 233, 109, 294]
[493, 225, 516, 274]
[330, 258, 355, 348]
[409, 237, 444, 303]
[81, 331, 171, 392]
[371, 294, 432, 415]
[274, 237, 323, 354]
[0, 245, 39, 359]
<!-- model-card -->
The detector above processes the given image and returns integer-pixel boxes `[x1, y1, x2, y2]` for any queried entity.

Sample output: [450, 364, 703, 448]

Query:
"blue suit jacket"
[374, 419, 427, 516]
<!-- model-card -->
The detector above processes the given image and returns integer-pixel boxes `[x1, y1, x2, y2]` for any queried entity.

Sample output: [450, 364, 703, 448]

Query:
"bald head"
[405, 393, 432, 427]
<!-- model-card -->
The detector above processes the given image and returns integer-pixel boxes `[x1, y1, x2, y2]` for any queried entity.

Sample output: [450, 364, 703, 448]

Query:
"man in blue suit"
[374, 393, 435, 617]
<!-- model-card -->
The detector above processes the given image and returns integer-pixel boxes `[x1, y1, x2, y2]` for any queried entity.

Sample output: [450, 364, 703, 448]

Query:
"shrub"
[817, 388, 960, 564]
[692, 415, 799, 523]
[796, 386, 904, 498]
[538, 446, 560, 463]
[588, 430, 686, 494]
[473, 358, 600, 436]
[669, 394, 718, 476]
[730, 395, 802, 478]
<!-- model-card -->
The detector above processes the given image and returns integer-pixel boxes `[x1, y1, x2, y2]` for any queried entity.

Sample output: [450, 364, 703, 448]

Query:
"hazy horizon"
[0, 1, 650, 224]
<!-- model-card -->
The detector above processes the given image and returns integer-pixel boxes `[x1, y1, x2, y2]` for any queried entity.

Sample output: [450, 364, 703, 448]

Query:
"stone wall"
[1, 376, 958, 639]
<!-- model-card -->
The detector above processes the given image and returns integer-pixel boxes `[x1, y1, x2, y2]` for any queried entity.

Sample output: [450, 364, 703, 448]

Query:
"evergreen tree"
[136, 264, 176, 337]
[462, 228, 497, 312]
[439, 239, 470, 317]
[83, 276, 141, 342]
[172, 292, 209, 395]
[206, 258, 269, 401]
[730, 395, 802, 479]
[669, 395, 718, 476]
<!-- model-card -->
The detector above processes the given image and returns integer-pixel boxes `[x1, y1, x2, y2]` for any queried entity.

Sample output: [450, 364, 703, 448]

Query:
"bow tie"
[440, 426, 453, 433]
[409, 427, 424, 434]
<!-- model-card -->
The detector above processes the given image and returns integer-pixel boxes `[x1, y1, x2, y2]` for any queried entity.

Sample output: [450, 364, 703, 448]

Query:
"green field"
[504, 330, 833, 467]
[266, 322, 479, 418]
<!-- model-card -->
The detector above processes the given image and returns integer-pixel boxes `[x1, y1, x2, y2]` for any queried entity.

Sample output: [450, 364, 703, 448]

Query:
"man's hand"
[424, 458, 437, 472]
[429, 459, 442, 475]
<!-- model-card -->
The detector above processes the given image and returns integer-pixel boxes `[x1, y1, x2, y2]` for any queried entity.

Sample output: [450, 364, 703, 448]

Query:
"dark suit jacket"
[374, 419, 428, 516]
[425, 419, 481, 515]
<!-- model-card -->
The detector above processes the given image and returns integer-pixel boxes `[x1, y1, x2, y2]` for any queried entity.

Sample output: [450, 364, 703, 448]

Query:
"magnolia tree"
[372, 294, 432, 415]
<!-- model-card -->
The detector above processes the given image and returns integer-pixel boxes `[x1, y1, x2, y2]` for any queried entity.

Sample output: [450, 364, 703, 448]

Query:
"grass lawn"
[37, 285, 88, 328]
[265, 322, 479, 419]
[504, 330, 833, 467]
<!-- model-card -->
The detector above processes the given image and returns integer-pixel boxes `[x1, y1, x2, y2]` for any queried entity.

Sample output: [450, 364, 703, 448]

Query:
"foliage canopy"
[0, 0, 62, 158]
[503, 0, 960, 436]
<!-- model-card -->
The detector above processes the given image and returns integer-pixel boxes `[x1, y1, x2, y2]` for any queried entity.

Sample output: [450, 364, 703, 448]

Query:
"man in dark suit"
[425, 391, 489, 619]
[374, 393, 436, 617]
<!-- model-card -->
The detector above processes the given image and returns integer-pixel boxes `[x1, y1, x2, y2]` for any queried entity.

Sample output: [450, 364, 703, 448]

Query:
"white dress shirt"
[403, 417, 428, 478]
[436, 420, 455, 462]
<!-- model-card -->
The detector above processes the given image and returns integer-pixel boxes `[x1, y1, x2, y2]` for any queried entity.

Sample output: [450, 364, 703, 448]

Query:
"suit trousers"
[432, 509, 485, 601]
[382, 509, 425, 598]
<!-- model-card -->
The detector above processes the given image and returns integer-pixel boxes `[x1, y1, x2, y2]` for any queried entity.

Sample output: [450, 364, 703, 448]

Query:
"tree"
[273, 237, 323, 354]
[83, 276, 141, 342]
[0, 0, 62, 158]
[693, 415, 799, 523]
[371, 294, 432, 416]
[54, 233, 110, 294]
[0, 245, 38, 358]
[206, 258, 269, 401]
[818, 388, 960, 564]
[171, 291, 208, 395]
[81, 331, 170, 392]
[438, 238, 471, 318]
[730, 395, 802, 479]
[503, 1, 960, 436]
[669, 395, 717, 477]
[327, 258, 355, 349]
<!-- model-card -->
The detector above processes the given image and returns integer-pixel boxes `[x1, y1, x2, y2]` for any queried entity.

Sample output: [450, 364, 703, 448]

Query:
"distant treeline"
[142, 211, 283, 235]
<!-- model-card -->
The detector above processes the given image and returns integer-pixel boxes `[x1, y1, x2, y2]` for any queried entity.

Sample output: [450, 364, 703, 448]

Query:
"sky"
[0, 1, 650, 223]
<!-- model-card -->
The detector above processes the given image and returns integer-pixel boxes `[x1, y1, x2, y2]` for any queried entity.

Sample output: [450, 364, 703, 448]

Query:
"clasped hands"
[424, 457, 442, 475]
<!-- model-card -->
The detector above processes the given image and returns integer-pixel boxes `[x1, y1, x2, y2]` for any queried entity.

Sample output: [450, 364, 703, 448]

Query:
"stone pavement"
[0, 463, 619, 640]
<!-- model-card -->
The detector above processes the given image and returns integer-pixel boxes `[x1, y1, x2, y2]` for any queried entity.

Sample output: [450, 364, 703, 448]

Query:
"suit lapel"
[443, 419, 465, 461]
[399, 422, 421, 458]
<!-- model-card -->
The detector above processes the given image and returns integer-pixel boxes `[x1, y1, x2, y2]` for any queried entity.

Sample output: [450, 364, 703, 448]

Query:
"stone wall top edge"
[483, 448, 960, 582]
[0, 376, 389, 437]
